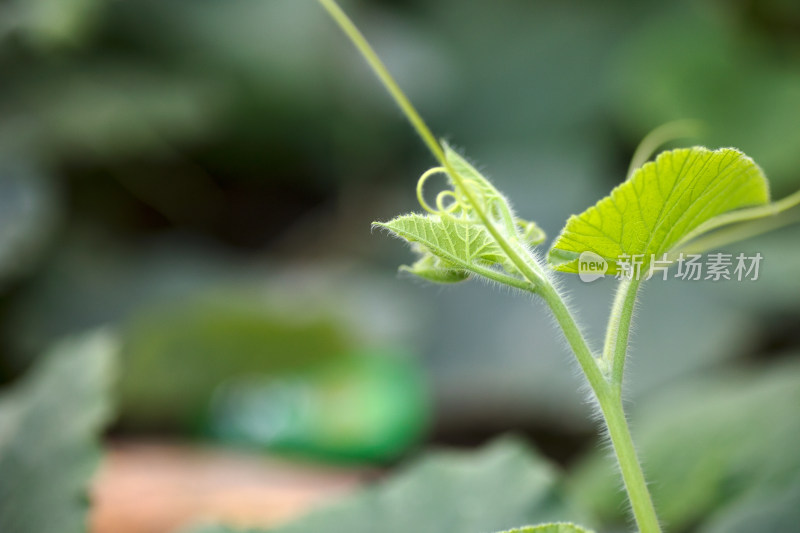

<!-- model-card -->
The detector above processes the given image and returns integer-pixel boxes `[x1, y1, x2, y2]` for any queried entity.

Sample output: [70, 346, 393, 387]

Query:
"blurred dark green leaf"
[700, 478, 800, 533]
[183, 437, 592, 533]
[0, 330, 118, 533]
[3, 66, 225, 159]
[0, 157, 59, 290]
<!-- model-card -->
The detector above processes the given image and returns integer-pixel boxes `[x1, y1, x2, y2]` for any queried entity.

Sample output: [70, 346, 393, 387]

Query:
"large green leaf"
[548, 147, 769, 274]
[0, 330, 119, 533]
[182, 437, 591, 533]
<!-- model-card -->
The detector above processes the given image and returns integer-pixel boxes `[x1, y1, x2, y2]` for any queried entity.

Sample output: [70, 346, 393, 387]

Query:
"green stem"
[541, 281, 659, 532]
[538, 283, 607, 395]
[597, 392, 662, 533]
[599, 277, 661, 532]
[317, 0, 445, 164]
[603, 278, 642, 387]
[316, 0, 548, 292]
[319, 2, 661, 530]
[470, 264, 536, 292]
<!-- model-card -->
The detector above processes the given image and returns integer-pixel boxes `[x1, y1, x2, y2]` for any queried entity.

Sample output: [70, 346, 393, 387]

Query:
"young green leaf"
[548, 147, 769, 274]
[375, 143, 545, 287]
[375, 213, 505, 277]
[399, 246, 470, 284]
[497, 524, 594, 533]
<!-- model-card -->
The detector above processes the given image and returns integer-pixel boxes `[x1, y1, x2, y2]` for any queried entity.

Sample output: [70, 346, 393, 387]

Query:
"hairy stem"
[470, 264, 536, 292]
[603, 278, 642, 387]
[541, 281, 660, 532]
[598, 392, 662, 533]
[598, 277, 660, 532]
[316, 0, 548, 291]
[538, 283, 607, 396]
[319, 1, 661, 530]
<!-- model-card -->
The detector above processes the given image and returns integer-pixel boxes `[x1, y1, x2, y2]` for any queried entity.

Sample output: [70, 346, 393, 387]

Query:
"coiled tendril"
[415, 162, 546, 248]
[415, 165, 521, 240]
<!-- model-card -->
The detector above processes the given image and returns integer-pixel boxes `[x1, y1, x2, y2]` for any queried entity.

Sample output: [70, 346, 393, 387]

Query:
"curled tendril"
[413, 161, 547, 247]
[436, 190, 459, 214]
[415, 166, 489, 224]
[416, 167, 447, 215]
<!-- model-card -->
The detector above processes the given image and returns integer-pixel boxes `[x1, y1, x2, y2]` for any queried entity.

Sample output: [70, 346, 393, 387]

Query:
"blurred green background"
[1, 0, 799, 529]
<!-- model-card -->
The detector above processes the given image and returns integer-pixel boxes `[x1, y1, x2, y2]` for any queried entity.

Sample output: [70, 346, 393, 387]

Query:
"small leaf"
[517, 219, 547, 247]
[548, 147, 769, 274]
[497, 523, 595, 533]
[375, 213, 506, 279]
[399, 247, 469, 283]
[0, 330, 119, 533]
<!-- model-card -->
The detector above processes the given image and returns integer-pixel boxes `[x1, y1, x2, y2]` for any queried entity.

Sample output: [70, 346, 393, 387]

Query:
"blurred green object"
[0, 156, 59, 291]
[0, 0, 106, 48]
[568, 358, 800, 532]
[209, 348, 429, 462]
[182, 437, 592, 533]
[0, 330, 118, 533]
[118, 292, 428, 462]
[117, 293, 348, 426]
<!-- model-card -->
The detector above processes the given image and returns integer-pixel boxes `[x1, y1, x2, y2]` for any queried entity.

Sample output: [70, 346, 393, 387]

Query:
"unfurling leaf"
[548, 147, 769, 274]
[375, 142, 545, 286]
[376, 214, 505, 272]
[518, 219, 547, 247]
[399, 246, 469, 283]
